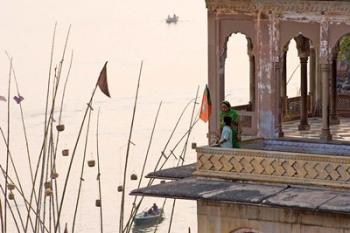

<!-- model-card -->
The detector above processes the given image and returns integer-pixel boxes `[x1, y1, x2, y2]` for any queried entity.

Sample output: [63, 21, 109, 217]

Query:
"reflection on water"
[132, 216, 165, 233]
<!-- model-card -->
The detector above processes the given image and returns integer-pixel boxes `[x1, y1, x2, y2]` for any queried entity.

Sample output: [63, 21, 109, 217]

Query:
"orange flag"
[199, 85, 212, 122]
[97, 61, 111, 97]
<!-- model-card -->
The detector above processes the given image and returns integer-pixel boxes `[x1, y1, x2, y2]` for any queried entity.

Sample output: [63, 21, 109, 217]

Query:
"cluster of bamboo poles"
[0, 24, 201, 233]
[118, 66, 201, 233]
[0, 24, 107, 233]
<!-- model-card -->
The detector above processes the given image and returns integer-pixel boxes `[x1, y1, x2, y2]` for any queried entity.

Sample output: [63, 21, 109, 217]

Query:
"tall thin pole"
[54, 83, 99, 233]
[119, 61, 143, 233]
[167, 87, 199, 233]
[71, 108, 92, 233]
[124, 102, 162, 233]
[4, 58, 13, 233]
[96, 109, 104, 233]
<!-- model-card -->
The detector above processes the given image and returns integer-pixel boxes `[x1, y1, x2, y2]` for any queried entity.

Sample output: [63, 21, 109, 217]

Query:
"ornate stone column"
[320, 18, 332, 141]
[247, 38, 255, 111]
[309, 47, 316, 114]
[330, 50, 340, 125]
[207, 10, 225, 144]
[315, 48, 322, 117]
[298, 56, 310, 130]
[281, 49, 288, 118]
[249, 55, 255, 111]
[295, 35, 310, 130]
[320, 63, 332, 140]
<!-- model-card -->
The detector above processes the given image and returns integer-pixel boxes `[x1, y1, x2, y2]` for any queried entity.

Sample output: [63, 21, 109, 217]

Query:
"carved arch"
[219, 19, 256, 56]
[281, 33, 313, 59]
[329, 24, 350, 53]
[231, 228, 263, 233]
[280, 21, 319, 53]
[221, 32, 254, 59]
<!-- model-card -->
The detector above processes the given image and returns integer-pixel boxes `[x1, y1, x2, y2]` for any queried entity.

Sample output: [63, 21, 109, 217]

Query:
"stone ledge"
[196, 144, 350, 189]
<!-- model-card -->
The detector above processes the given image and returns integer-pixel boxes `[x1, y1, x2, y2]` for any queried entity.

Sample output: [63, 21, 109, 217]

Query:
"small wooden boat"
[166, 14, 178, 24]
[134, 208, 163, 225]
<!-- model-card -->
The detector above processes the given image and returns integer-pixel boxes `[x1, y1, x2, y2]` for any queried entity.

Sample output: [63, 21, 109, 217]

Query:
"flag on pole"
[199, 85, 212, 122]
[97, 61, 111, 97]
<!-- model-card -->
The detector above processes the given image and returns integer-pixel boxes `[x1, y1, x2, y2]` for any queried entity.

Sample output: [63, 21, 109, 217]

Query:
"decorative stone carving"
[206, 0, 350, 16]
[196, 147, 350, 189]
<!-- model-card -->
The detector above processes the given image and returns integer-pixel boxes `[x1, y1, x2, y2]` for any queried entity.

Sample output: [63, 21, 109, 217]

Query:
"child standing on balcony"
[219, 116, 233, 148]
[220, 100, 241, 148]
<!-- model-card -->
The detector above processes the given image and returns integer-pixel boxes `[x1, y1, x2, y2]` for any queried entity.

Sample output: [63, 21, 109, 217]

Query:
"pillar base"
[330, 116, 340, 125]
[298, 123, 310, 131]
[320, 129, 332, 141]
[278, 130, 284, 137]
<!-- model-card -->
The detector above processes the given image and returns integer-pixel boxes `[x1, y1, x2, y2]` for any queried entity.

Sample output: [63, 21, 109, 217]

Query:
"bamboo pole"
[0, 165, 49, 233]
[52, 50, 74, 233]
[167, 87, 199, 233]
[38, 25, 70, 229]
[152, 98, 195, 173]
[0, 184, 21, 233]
[0, 199, 3, 233]
[24, 23, 57, 233]
[96, 109, 104, 233]
[124, 102, 162, 233]
[54, 66, 103, 233]
[13, 197, 25, 232]
[123, 100, 199, 233]
[119, 60, 143, 233]
[5, 52, 36, 195]
[4, 57, 13, 233]
[71, 108, 93, 233]
[0, 127, 35, 232]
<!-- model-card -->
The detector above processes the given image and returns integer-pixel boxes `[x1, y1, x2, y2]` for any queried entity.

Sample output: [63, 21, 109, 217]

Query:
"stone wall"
[198, 201, 350, 233]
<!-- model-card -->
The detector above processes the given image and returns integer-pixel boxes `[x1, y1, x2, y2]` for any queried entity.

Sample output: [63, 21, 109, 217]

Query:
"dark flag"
[64, 223, 68, 233]
[199, 85, 212, 122]
[97, 61, 111, 97]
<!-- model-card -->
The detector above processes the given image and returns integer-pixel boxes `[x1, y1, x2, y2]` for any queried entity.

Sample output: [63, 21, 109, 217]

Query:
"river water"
[0, 1, 302, 232]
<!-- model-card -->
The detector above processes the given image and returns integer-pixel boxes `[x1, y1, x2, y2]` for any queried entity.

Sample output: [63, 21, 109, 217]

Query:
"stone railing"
[337, 94, 350, 117]
[195, 141, 350, 189]
[283, 96, 311, 121]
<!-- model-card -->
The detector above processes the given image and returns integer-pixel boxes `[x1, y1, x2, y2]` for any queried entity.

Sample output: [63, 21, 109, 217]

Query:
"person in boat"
[152, 203, 159, 213]
[147, 207, 154, 215]
[219, 100, 241, 148]
[219, 117, 233, 148]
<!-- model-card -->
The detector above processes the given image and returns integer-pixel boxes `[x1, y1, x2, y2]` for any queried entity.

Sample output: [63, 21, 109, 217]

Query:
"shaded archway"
[281, 34, 314, 136]
[224, 33, 252, 109]
[221, 32, 256, 136]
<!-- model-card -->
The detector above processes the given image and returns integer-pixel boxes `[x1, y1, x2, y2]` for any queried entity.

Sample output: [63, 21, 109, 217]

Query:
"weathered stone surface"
[145, 163, 196, 180]
[265, 187, 337, 209]
[130, 177, 350, 215]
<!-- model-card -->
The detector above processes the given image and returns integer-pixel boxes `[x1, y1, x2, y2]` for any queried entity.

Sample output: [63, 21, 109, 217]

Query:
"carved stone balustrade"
[195, 139, 350, 189]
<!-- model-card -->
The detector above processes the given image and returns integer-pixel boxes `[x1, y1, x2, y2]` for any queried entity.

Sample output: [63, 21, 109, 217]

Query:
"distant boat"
[134, 208, 163, 225]
[166, 14, 179, 24]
